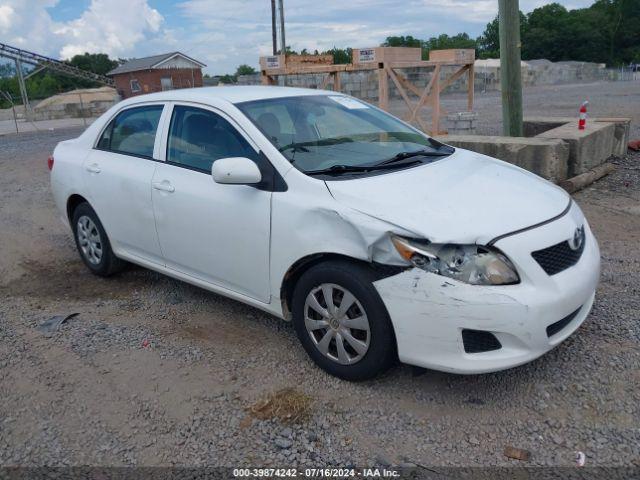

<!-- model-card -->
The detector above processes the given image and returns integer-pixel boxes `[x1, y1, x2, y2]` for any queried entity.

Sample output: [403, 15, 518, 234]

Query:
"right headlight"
[390, 235, 520, 286]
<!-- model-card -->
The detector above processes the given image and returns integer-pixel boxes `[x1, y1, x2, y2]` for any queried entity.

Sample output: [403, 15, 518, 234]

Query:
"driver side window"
[166, 106, 256, 173]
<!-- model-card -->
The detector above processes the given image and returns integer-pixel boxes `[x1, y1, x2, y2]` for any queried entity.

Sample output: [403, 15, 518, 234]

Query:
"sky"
[0, 0, 595, 75]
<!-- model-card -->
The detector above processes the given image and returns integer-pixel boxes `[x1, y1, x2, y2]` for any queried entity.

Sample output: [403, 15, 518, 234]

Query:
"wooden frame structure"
[259, 47, 475, 135]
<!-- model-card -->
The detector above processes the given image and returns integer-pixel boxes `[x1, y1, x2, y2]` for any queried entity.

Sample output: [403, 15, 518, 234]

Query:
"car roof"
[120, 86, 337, 107]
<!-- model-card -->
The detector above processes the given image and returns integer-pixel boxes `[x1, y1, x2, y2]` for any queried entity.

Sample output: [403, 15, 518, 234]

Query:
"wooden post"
[261, 74, 276, 86]
[467, 63, 475, 111]
[333, 71, 341, 92]
[387, 67, 429, 132]
[432, 65, 441, 135]
[499, 0, 523, 136]
[378, 67, 389, 111]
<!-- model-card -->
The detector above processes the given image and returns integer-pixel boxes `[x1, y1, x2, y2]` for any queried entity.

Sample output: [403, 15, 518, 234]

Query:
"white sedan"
[50, 86, 600, 380]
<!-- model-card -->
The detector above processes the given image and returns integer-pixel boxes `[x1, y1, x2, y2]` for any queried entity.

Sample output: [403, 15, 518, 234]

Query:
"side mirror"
[212, 157, 262, 185]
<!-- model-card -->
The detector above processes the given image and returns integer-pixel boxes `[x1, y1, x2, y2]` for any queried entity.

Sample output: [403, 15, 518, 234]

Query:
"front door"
[151, 104, 272, 302]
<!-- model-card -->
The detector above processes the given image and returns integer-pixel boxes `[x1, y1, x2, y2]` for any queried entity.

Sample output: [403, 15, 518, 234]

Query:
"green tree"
[476, 0, 639, 65]
[523, 3, 572, 61]
[69, 52, 118, 76]
[382, 35, 422, 48]
[322, 47, 352, 64]
[591, 0, 639, 65]
[477, 12, 527, 59]
[0, 63, 16, 78]
[218, 74, 237, 84]
[235, 64, 257, 76]
[422, 33, 477, 59]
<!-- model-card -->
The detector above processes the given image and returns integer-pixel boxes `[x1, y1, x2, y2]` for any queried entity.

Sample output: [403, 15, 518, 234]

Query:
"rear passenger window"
[97, 105, 163, 158]
[166, 106, 256, 173]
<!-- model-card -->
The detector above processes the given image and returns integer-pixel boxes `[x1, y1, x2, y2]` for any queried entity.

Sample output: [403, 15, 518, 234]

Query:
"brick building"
[108, 52, 206, 99]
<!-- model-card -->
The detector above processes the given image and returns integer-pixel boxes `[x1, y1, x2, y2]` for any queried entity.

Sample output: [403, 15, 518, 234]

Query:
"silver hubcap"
[304, 283, 371, 365]
[76, 215, 103, 265]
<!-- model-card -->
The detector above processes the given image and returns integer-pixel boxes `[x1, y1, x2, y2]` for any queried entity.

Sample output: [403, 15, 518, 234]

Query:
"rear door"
[151, 103, 272, 302]
[82, 103, 166, 264]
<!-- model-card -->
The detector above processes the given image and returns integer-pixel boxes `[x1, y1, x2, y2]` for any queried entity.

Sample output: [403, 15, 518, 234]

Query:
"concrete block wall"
[29, 99, 117, 121]
[239, 59, 609, 100]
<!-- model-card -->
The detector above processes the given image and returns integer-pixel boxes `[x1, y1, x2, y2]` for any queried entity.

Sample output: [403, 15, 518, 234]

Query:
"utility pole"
[278, 0, 286, 55]
[498, 0, 523, 137]
[271, 0, 277, 55]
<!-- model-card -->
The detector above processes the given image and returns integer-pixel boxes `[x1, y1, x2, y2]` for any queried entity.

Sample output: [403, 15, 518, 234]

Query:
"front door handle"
[86, 163, 101, 174]
[152, 181, 175, 193]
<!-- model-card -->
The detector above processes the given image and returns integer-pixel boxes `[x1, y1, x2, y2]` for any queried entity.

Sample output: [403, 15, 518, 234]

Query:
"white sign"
[357, 49, 376, 63]
[265, 56, 280, 69]
[329, 96, 369, 110]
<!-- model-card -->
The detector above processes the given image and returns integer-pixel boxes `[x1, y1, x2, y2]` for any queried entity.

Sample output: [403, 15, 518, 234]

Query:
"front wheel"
[291, 260, 397, 381]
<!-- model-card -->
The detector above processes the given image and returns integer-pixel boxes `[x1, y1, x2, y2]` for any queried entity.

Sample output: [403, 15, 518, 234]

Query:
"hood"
[325, 149, 570, 245]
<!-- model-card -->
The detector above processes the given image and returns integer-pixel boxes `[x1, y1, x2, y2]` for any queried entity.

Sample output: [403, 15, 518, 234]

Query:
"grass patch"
[248, 388, 313, 424]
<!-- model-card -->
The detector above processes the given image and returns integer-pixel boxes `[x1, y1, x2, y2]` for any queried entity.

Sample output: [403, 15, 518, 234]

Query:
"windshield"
[236, 95, 450, 175]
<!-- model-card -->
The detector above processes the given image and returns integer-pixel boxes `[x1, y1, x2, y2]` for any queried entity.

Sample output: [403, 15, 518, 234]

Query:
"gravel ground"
[1, 82, 639, 470]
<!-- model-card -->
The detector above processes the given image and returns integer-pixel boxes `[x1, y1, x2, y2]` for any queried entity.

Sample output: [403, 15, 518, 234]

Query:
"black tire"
[71, 202, 126, 277]
[291, 260, 397, 381]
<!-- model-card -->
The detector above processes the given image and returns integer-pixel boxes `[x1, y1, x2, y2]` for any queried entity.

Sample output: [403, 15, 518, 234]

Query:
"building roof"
[107, 52, 206, 76]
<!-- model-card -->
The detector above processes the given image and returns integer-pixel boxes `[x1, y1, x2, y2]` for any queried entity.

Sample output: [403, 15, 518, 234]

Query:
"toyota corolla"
[49, 86, 600, 380]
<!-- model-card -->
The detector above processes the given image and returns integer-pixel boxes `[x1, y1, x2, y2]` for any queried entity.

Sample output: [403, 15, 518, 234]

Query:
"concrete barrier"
[436, 135, 570, 183]
[537, 122, 615, 176]
[591, 117, 631, 156]
[524, 116, 631, 156]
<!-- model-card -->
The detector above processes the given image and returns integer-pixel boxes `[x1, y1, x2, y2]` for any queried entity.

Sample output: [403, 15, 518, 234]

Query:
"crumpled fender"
[269, 174, 418, 314]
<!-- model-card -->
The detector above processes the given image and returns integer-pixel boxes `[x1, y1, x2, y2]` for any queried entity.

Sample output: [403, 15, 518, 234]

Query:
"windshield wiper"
[375, 147, 454, 166]
[279, 137, 354, 153]
[279, 144, 310, 154]
[305, 159, 422, 176]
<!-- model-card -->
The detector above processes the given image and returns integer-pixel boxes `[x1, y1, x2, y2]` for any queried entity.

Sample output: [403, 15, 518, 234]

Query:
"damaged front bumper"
[373, 207, 600, 374]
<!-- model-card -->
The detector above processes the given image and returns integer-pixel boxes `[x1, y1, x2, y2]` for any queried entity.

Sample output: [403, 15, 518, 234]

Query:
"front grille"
[532, 230, 585, 275]
[461, 329, 502, 354]
[546, 307, 581, 338]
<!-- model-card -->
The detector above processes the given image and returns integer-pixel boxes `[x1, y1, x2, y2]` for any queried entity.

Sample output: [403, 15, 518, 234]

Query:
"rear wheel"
[291, 260, 396, 381]
[71, 202, 125, 276]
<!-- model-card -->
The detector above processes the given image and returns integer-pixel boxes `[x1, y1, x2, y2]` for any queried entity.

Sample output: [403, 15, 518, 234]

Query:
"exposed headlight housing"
[391, 235, 520, 285]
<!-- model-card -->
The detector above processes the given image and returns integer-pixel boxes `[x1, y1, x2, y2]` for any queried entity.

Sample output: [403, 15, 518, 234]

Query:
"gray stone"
[275, 438, 292, 449]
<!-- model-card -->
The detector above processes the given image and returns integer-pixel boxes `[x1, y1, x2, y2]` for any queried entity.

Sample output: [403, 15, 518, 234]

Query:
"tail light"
[47, 155, 54, 171]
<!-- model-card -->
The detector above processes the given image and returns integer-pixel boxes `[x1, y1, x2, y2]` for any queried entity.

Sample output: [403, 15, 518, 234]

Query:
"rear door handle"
[86, 163, 101, 173]
[152, 181, 175, 193]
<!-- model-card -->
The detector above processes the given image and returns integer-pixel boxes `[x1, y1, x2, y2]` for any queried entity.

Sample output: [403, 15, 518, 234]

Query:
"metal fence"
[607, 66, 638, 81]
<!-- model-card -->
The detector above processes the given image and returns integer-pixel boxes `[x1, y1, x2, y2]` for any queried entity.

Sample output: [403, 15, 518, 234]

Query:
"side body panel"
[151, 102, 273, 303]
[81, 149, 163, 263]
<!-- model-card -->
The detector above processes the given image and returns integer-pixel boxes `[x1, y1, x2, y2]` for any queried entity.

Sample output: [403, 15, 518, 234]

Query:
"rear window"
[97, 105, 163, 158]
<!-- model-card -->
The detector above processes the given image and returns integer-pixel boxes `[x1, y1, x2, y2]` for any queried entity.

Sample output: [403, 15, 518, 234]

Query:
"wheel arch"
[279, 252, 408, 320]
[66, 194, 90, 223]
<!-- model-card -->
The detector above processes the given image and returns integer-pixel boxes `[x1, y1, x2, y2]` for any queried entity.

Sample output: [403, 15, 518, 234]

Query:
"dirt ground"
[1, 82, 639, 470]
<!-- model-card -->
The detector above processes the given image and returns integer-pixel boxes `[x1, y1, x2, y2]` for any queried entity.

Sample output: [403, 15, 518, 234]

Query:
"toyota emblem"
[569, 226, 585, 251]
